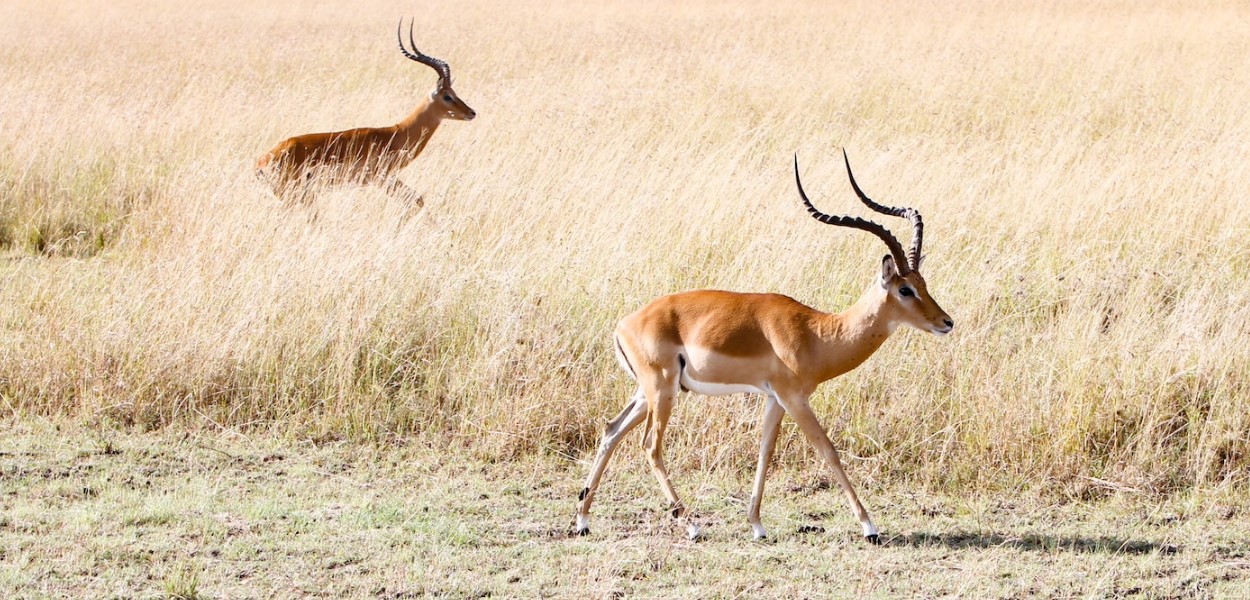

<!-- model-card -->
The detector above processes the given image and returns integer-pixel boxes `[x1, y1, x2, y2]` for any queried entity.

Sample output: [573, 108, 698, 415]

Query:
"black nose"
[943, 319, 954, 329]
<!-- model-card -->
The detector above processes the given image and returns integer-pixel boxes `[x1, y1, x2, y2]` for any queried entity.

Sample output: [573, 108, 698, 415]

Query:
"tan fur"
[576, 259, 952, 540]
[256, 73, 474, 205]
[618, 269, 948, 395]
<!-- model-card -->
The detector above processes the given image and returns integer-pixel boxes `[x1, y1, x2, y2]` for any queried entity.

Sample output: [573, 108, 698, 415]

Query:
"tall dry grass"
[1, 0, 1247, 494]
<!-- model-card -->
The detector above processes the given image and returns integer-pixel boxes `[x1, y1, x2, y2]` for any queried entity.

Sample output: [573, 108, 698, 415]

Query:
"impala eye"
[899, 287, 915, 298]
[443, 94, 453, 102]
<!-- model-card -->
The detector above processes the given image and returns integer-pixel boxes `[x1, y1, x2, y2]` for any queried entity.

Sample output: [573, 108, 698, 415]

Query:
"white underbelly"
[679, 375, 768, 397]
[679, 346, 770, 397]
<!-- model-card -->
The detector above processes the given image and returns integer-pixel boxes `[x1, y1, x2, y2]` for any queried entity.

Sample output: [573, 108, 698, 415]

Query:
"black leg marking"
[578, 487, 589, 502]
[577, 527, 590, 537]
[866, 533, 881, 545]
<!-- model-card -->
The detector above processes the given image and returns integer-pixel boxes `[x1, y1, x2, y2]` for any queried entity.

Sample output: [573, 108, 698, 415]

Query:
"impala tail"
[613, 334, 637, 381]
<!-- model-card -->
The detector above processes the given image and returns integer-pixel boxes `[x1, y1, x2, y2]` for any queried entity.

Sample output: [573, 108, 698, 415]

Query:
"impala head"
[398, 19, 476, 121]
[795, 149, 953, 336]
[878, 254, 952, 335]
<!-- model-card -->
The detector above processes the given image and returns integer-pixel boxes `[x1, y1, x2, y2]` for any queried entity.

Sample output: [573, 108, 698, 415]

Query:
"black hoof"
[865, 534, 881, 545]
[577, 527, 590, 537]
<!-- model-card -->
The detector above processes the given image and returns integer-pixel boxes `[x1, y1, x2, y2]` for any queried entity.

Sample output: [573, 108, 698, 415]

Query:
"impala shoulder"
[756, 292, 805, 306]
[346, 125, 393, 139]
[753, 293, 823, 318]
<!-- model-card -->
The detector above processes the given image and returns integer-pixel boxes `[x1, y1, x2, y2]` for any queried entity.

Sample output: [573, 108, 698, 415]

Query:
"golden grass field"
[2, 0, 1250, 596]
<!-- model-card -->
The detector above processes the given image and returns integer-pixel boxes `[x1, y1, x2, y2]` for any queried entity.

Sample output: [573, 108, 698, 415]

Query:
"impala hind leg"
[270, 183, 322, 225]
[748, 395, 785, 540]
[642, 388, 700, 539]
[262, 169, 314, 207]
[643, 388, 686, 521]
[575, 389, 648, 536]
[777, 393, 880, 544]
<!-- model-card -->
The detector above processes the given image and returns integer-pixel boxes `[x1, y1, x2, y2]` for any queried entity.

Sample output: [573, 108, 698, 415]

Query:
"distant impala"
[256, 19, 476, 208]
[575, 150, 953, 544]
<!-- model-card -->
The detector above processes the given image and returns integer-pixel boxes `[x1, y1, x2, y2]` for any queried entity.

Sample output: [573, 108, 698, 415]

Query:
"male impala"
[256, 19, 476, 207]
[575, 150, 953, 543]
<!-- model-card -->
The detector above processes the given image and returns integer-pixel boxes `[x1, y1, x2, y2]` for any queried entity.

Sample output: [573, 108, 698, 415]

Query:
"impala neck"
[811, 283, 896, 381]
[395, 93, 444, 149]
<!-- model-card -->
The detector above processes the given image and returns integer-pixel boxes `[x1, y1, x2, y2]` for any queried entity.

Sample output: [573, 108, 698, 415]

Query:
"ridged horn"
[842, 149, 923, 272]
[397, 18, 451, 84]
[795, 154, 911, 274]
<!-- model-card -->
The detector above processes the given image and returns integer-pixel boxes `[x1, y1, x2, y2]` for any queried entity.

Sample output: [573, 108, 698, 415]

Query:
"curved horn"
[842, 149, 923, 272]
[795, 154, 911, 274]
[397, 18, 451, 84]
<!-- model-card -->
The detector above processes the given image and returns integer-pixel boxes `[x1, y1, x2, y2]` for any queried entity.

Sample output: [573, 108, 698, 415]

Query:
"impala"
[255, 19, 476, 207]
[575, 150, 953, 543]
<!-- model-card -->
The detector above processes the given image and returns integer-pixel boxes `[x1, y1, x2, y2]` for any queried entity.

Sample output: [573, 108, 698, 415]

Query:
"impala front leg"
[383, 179, 425, 211]
[777, 393, 880, 544]
[749, 394, 785, 540]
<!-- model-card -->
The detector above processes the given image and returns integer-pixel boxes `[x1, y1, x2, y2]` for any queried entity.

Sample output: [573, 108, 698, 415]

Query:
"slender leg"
[575, 390, 648, 535]
[271, 180, 320, 225]
[775, 394, 880, 544]
[266, 170, 314, 207]
[644, 389, 683, 517]
[748, 395, 785, 540]
[384, 179, 425, 211]
[644, 387, 702, 540]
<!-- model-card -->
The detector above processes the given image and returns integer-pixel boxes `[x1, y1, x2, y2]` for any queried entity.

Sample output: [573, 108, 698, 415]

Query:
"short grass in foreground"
[3, 423, 1248, 598]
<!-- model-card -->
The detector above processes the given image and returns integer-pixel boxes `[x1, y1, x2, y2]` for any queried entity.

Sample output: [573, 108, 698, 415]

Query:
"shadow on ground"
[893, 531, 1179, 555]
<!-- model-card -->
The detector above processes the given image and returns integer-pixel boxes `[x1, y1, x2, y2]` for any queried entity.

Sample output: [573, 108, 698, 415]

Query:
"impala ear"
[880, 254, 898, 287]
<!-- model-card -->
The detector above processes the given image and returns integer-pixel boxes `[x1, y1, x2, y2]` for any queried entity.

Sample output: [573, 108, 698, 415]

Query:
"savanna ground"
[5, 422, 1250, 598]
[2, 0, 1249, 597]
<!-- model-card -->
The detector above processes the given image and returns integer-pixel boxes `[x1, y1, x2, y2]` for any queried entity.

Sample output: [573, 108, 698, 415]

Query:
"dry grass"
[2, 0, 1249, 499]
